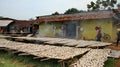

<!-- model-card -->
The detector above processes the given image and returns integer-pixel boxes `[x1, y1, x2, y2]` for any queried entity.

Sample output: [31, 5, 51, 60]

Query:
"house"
[7, 20, 35, 34]
[0, 17, 39, 36]
[0, 18, 14, 33]
[35, 9, 120, 42]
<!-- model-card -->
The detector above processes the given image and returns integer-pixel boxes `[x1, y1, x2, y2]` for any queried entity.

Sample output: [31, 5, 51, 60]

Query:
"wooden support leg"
[60, 61, 65, 67]
[18, 53, 30, 56]
[33, 57, 40, 59]
[40, 58, 51, 61]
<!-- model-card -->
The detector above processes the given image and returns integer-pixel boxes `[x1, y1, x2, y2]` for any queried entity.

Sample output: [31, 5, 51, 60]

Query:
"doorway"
[65, 23, 76, 38]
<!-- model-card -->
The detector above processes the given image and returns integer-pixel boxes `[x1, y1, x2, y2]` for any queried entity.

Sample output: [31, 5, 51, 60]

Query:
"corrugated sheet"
[0, 20, 13, 26]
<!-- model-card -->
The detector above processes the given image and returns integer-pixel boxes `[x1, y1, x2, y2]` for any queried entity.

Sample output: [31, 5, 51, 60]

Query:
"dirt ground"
[107, 44, 120, 67]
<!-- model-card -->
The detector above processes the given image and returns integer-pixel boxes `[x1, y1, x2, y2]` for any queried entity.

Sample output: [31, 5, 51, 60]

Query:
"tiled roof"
[13, 20, 33, 27]
[36, 10, 114, 23]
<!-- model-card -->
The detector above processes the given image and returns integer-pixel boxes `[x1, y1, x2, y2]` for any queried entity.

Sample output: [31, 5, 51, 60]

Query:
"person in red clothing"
[0, 29, 3, 33]
[95, 26, 102, 41]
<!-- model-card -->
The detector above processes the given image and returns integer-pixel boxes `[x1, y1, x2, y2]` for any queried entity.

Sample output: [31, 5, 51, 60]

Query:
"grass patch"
[0, 50, 61, 67]
[104, 58, 115, 67]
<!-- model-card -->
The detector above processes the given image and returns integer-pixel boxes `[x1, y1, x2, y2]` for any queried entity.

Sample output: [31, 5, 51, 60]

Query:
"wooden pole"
[18, 53, 30, 56]
[33, 57, 40, 59]
[40, 58, 51, 61]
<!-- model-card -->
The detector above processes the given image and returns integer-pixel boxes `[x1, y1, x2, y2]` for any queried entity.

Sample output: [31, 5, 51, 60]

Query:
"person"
[116, 28, 120, 46]
[95, 26, 102, 41]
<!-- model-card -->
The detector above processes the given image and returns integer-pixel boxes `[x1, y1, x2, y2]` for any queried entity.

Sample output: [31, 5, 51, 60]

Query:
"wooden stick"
[58, 58, 68, 62]
[0, 48, 9, 51]
[40, 58, 51, 61]
[18, 53, 30, 56]
[33, 57, 40, 59]
[0, 47, 6, 50]
[12, 51, 21, 54]
[60, 61, 65, 67]
[62, 61, 65, 67]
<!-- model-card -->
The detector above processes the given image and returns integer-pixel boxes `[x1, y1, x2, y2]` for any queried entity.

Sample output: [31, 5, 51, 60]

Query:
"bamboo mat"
[70, 49, 110, 67]
[0, 39, 90, 60]
[0, 38, 111, 67]
[11, 37, 112, 47]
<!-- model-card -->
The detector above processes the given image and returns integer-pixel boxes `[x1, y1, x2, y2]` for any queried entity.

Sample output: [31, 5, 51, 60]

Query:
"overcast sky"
[0, 0, 120, 20]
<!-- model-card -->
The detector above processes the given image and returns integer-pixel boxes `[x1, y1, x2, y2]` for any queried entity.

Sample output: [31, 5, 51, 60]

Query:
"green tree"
[87, 0, 117, 11]
[87, 1, 99, 10]
[102, 1, 108, 9]
[110, 0, 117, 8]
[87, 4, 91, 11]
[29, 18, 34, 21]
[91, 1, 95, 7]
[52, 12, 60, 15]
[64, 8, 81, 14]
[0, 16, 3, 19]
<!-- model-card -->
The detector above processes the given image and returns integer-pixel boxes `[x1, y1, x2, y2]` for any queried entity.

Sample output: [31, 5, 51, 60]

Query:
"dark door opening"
[66, 23, 76, 38]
